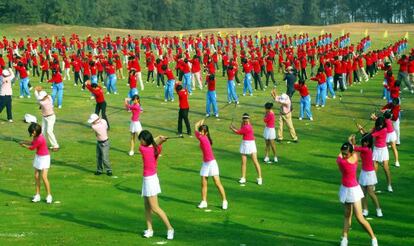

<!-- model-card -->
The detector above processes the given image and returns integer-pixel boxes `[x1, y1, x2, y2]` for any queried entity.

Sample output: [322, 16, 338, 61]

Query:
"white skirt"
[240, 140, 257, 155]
[130, 121, 142, 133]
[386, 131, 397, 143]
[339, 184, 364, 204]
[358, 170, 378, 186]
[33, 154, 51, 170]
[263, 127, 276, 140]
[141, 174, 161, 197]
[372, 146, 389, 162]
[200, 160, 220, 177]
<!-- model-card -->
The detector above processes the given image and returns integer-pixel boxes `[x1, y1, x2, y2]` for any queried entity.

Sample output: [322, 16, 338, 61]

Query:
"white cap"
[36, 91, 47, 101]
[87, 113, 99, 124]
[280, 93, 289, 102]
[2, 69, 10, 77]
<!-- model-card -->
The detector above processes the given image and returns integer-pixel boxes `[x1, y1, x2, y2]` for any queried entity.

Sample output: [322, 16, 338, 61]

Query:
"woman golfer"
[263, 102, 277, 163]
[337, 142, 378, 246]
[195, 119, 228, 210]
[125, 95, 142, 156]
[138, 130, 174, 240]
[230, 113, 263, 185]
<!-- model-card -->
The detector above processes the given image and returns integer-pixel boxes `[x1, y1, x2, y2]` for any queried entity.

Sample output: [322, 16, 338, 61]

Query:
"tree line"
[0, 0, 413, 30]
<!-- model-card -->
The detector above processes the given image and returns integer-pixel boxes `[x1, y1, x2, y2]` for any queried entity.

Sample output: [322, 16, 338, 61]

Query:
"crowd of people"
[0, 31, 411, 245]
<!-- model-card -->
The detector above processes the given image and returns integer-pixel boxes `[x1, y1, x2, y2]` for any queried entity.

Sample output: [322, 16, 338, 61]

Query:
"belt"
[44, 114, 55, 118]
[98, 139, 108, 144]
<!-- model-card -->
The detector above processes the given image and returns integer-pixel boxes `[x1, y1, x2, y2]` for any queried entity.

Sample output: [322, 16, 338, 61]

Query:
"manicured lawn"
[0, 30, 413, 246]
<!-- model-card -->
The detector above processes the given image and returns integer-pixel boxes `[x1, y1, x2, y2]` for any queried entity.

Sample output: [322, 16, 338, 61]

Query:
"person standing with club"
[349, 134, 383, 218]
[34, 87, 59, 151]
[195, 119, 228, 210]
[229, 113, 263, 185]
[86, 80, 110, 130]
[164, 65, 175, 102]
[310, 67, 327, 107]
[48, 69, 64, 109]
[271, 89, 298, 142]
[263, 102, 277, 163]
[87, 113, 112, 176]
[125, 95, 142, 156]
[336, 142, 378, 246]
[19, 123, 53, 204]
[138, 130, 174, 240]
[205, 73, 218, 118]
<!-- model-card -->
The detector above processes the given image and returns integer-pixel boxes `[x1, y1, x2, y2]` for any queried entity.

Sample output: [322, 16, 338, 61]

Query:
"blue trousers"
[300, 95, 312, 119]
[316, 83, 327, 106]
[243, 73, 253, 95]
[91, 75, 98, 85]
[51, 82, 64, 107]
[183, 72, 192, 94]
[327, 76, 335, 97]
[227, 80, 238, 103]
[164, 79, 175, 101]
[19, 77, 30, 97]
[107, 74, 117, 93]
[206, 90, 218, 115]
[128, 88, 138, 98]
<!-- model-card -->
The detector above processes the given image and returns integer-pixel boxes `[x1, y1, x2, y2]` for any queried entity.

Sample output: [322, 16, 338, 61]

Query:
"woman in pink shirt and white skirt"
[337, 142, 378, 246]
[230, 113, 263, 185]
[195, 119, 228, 210]
[19, 123, 53, 204]
[263, 102, 277, 163]
[138, 130, 174, 240]
[125, 95, 143, 156]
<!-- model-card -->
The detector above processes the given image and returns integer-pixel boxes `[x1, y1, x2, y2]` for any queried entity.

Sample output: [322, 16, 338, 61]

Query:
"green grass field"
[0, 25, 414, 246]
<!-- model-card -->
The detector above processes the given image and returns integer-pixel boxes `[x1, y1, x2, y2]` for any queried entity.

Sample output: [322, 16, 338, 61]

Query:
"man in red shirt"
[333, 56, 345, 91]
[205, 74, 218, 118]
[48, 69, 64, 108]
[15, 61, 31, 98]
[175, 83, 191, 136]
[86, 80, 110, 130]
[382, 98, 401, 145]
[265, 56, 276, 87]
[398, 55, 414, 93]
[164, 65, 175, 102]
[294, 79, 313, 121]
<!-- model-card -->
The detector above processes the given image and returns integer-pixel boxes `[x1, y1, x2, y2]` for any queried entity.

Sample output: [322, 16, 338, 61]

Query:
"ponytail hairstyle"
[138, 130, 159, 158]
[340, 142, 354, 156]
[383, 110, 392, 120]
[131, 94, 140, 104]
[360, 133, 373, 149]
[198, 124, 213, 145]
[374, 116, 385, 131]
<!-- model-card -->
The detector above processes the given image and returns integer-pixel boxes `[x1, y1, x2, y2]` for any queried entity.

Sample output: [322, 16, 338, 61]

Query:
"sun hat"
[87, 113, 99, 124]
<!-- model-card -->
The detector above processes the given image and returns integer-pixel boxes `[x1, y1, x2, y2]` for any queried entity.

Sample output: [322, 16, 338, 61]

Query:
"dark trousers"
[32, 66, 40, 77]
[157, 73, 165, 86]
[334, 73, 344, 91]
[265, 71, 276, 86]
[253, 72, 263, 90]
[74, 72, 81, 85]
[222, 64, 228, 77]
[95, 101, 109, 129]
[41, 70, 49, 82]
[353, 70, 360, 82]
[0, 95, 12, 120]
[235, 70, 241, 84]
[178, 108, 191, 135]
[147, 70, 154, 82]
[178, 71, 184, 81]
[300, 68, 308, 80]
[98, 71, 104, 82]
[83, 75, 90, 89]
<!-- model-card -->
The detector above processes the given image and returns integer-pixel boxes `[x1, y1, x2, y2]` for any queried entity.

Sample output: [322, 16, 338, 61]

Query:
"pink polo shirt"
[92, 119, 108, 142]
[39, 96, 54, 116]
[139, 145, 162, 177]
[127, 104, 141, 122]
[235, 124, 255, 141]
[29, 134, 49, 156]
[195, 131, 215, 162]
[263, 111, 275, 128]
[354, 146, 374, 172]
[371, 128, 387, 148]
[337, 156, 359, 188]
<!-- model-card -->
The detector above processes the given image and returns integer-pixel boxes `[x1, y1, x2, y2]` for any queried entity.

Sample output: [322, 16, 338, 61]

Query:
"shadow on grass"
[0, 188, 30, 199]
[169, 166, 236, 182]
[53, 159, 93, 174]
[40, 212, 136, 234]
